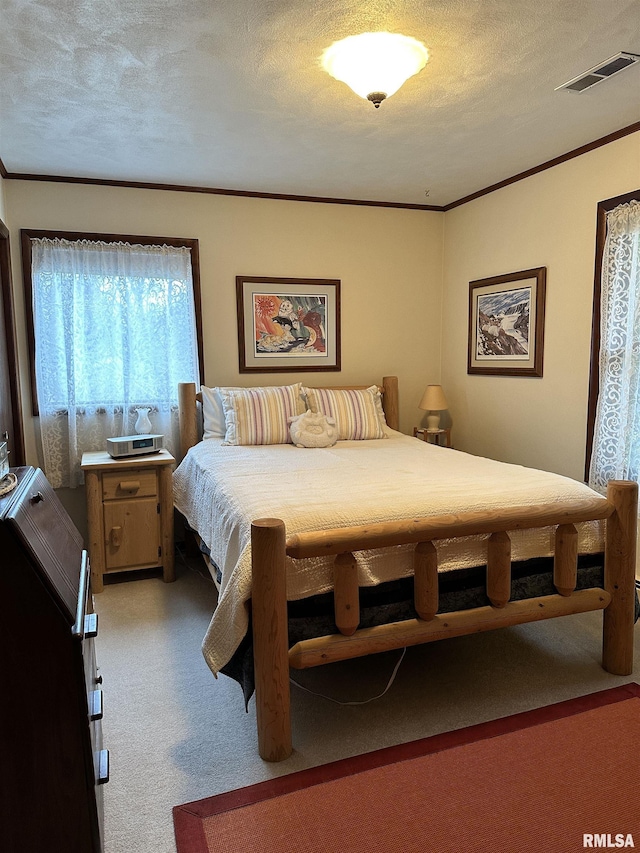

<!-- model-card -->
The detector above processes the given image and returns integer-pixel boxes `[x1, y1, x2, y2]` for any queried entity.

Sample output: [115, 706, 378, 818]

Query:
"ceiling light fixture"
[321, 31, 429, 108]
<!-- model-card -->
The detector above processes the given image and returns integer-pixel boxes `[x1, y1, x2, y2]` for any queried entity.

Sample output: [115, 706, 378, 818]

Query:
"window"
[21, 230, 204, 488]
[586, 191, 640, 491]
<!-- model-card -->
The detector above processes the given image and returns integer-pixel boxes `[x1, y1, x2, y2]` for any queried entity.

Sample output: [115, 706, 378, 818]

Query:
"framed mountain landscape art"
[468, 267, 546, 377]
[236, 276, 341, 373]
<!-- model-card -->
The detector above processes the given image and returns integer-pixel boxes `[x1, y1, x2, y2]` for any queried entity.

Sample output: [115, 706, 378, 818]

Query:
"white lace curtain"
[589, 200, 640, 493]
[31, 238, 200, 488]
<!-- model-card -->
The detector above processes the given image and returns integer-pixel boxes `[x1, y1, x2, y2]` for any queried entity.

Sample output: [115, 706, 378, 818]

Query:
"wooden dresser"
[0, 467, 107, 853]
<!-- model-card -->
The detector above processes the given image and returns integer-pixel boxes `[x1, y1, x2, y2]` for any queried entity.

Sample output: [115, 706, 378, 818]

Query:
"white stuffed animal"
[288, 411, 338, 448]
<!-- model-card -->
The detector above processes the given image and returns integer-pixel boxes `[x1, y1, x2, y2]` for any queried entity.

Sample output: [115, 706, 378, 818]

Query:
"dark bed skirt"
[217, 553, 638, 708]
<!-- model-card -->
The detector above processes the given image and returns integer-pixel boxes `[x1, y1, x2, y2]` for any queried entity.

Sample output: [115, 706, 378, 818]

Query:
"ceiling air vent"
[555, 51, 640, 92]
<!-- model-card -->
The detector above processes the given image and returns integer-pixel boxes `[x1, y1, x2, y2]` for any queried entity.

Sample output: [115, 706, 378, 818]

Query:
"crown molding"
[0, 172, 442, 211]
[2, 121, 638, 211]
[443, 121, 640, 211]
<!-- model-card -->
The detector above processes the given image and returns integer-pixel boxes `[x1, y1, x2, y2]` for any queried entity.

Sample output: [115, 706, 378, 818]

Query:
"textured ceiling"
[1, 0, 639, 206]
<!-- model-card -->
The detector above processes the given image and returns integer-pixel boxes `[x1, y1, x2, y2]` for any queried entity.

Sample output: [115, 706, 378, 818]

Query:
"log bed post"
[334, 552, 359, 635]
[414, 541, 438, 620]
[602, 480, 638, 676]
[487, 531, 511, 608]
[251, 518, 292, 762]
[554, 524, 578, 596]
[178, 381, 199, 461]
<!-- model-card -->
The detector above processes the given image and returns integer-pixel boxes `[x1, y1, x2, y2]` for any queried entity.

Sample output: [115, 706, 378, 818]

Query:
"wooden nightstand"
[81, 449, 175, 593]
[413, 427, 452, 447]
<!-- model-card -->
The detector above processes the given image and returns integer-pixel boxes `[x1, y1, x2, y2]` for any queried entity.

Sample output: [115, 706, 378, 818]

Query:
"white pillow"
[201, 386, 234, 439]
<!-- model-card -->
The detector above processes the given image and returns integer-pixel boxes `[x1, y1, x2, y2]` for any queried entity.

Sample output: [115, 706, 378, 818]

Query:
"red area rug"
[173, 683, 640, 853]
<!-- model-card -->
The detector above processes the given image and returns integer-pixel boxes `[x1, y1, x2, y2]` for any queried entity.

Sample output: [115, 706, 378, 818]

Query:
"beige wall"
[441, 131, 640, 481]
[5, 130, 639, 495]
[5, 181, 444, 468]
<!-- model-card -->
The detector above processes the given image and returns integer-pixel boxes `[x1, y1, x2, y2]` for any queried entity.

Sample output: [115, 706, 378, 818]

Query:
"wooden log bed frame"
[177, 377, 638, 762]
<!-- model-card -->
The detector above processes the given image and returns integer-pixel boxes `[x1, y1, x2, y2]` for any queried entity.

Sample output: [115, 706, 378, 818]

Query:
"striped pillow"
[219, 384, 306, 446]
[303, 386, 386, 441]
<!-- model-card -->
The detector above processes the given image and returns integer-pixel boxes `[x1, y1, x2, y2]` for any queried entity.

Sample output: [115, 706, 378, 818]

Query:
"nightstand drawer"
[101, 468, 157, 501]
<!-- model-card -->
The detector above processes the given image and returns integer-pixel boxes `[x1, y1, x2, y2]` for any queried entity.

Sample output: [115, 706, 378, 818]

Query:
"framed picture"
[236, 276, 341, 373]
[468, 267, 546, 377]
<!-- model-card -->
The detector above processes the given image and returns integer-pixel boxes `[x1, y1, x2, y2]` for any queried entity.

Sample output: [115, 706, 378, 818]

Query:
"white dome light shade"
[321, 32, 429, 107]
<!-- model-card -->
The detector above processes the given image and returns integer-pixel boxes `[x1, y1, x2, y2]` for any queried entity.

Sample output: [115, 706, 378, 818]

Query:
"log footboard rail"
[251, 480, 638, 762]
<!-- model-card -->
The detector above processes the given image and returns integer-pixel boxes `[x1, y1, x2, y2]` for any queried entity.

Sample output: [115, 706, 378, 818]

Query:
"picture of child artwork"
[252, 293, 327, 357]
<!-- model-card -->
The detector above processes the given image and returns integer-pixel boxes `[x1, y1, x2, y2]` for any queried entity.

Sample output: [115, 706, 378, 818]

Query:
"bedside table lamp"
[419, 385, 448, 433]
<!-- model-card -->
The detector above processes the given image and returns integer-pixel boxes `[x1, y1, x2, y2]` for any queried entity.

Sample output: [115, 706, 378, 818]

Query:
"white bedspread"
[172, 430, 605, 675]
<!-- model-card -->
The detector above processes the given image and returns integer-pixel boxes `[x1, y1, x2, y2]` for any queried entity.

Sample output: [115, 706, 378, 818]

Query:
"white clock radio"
[106, 434, 164, 459]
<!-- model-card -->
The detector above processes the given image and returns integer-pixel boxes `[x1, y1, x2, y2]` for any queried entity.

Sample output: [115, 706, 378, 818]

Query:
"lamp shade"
[321, 32, 429, 107]
[419, 385, 448, 411]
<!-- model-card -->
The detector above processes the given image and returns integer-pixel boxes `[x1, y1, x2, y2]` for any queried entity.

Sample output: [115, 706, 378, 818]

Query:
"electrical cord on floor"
[289, 647, 407, 706]
[175, 541, 218, 585]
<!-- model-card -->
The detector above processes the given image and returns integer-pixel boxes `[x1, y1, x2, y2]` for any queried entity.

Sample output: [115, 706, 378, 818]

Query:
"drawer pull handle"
[73, 551, 90, 638]
[84, 612, 98, 638]
[110, 525, 123, 547]
[30, 491, 44, 504]
[90, 689, 104, 721]
[97, 749, 110, 785]
[119, 479, 140, 492]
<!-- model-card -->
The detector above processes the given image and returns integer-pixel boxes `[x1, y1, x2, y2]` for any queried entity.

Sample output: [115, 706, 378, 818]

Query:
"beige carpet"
[95, 553, 640, 853]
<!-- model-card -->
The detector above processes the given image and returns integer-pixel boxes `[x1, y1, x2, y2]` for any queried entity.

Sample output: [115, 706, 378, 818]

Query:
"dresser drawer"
[101, 468, 157, 501]
[7, 468, 84, 622]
